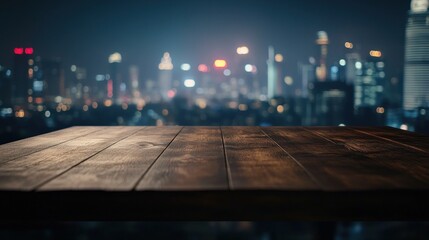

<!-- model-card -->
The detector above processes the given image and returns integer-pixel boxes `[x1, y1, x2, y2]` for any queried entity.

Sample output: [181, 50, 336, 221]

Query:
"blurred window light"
[25, 48, 34, 54]
[277, 105, 284, 113]
[28, 59, 34, 66]
[95, 74, 105, 81]
[274, 54, 283, 62]
[198, 64, 209, 73]
[71, 65, 77, 72]
[167, 90, 176, 98]
[14, 48, 24, 55]
[236, 46, 249, 55]
[339, 59, 346, 66]
[376, 107, 385, 114]
[331, 66, 339, 73]
[309, 57, 316, 64]
[6, 69, 12, 77]
[158, 52, 173, 70]
[369, 50, 382, 58]
[245, 64, 253, 72]
[284, 76, 293, 85]
[223, 69, 231, 76]
[355, 61, 362, 69]
[108, 52, 122, 63]
[184, 79, 196, 88]
[214, 59, 227, 68]
[400, 124, 408, 131]
[344, 42, 354, 49]
[180, 63, 191, 71]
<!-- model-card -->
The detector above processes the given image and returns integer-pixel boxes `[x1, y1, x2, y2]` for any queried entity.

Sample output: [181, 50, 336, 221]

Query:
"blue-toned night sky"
[0, 0, 410, 80]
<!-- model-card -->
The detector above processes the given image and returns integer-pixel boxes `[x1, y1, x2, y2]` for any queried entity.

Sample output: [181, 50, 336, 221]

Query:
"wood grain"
[263, 127, 428, 190]
[221, 127, 318, 189]
[0, 126, 103, 164]
[350, 126, 429, 154]
[136, 127, 228, 190]
[39, 127, 182, 190]
[0, 127, 141, 190]
[306, 127, 429, 186]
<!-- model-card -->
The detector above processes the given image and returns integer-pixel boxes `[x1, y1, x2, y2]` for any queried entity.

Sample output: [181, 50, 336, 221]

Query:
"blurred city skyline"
[0, 0, 409, 80]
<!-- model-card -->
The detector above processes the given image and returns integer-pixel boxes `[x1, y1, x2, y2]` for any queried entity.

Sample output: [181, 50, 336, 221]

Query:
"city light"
[355, 61, 362, 69]
[223, 69, 231, 76]
[376, 107, 385, 114]
[71, 65, 77, 72]
[369, 50, 382, 57]
[236, 46, 249, 55]
[339, 59, 346, 66]
[284, 76, 293, 85]
[244, 64, 252, 72]
[180, 63, 191, 71]
[345, 42, 354, 49]
[14, 48, 24, 55]
[198, 64, 209, 72]
[108, 52, 122, 63]
[274, 54, 283, 62]
[214, 59, 227, 68]
[24, 48, 34, 54]
[158, 52, 173, 70]
[184, 79, 196, 88]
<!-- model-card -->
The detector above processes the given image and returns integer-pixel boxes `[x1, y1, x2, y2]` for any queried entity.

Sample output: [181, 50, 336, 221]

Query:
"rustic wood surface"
[0, 126, 428, 220]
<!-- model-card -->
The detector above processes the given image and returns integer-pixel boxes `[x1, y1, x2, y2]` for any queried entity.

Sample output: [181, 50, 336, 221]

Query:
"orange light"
[345, 42, 353, 49]
[214, 59, 227, 68]
[370, 50, 382, 58]
[198, 64, 209, 72]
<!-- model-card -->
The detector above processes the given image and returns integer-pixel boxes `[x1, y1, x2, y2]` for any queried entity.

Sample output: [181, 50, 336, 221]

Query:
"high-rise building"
[41, 59, 64, 101]
[0, 65, 12, 107]
[108, 52, 123, 103]
[11, 48, 34, 106]
[403, 0, 429, 110]
[315, 31, 329, 81]
[267, 46, 283, 98]
[354, 53, 385, 108]
[158, 52, 174, 101]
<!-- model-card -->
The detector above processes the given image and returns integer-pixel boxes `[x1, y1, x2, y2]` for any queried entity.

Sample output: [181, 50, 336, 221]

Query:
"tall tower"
[158, 52, 174, 101]
[108, 52, 123, 103]
[316, 31, 329, 81]
[12, 47, 34, 106]
[267, 46, 282, 98]
[404, 0, 429, 110]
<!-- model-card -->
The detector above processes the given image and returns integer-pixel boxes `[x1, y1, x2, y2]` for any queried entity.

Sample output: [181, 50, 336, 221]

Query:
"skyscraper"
[267, 46, 282, 98]
[403, 0, 429, 110]
[315, 31, 329, 82]
[158, 52, 174, 101]
[12, 48, 34, 106]
[108, 52, 123, 103]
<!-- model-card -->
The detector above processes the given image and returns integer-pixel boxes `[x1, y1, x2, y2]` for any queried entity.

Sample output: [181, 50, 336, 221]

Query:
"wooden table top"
[0, 126, 428, 220]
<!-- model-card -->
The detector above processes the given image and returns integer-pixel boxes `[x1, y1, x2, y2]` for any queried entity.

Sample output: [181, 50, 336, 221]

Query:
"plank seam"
[220, 126, 233, 190]
[131, 127, 184, 190]
[33, 127, 145, 191]
[349, 127, 428, 154]
[0, 127, 106, 166]
[259, 127, 324, 190]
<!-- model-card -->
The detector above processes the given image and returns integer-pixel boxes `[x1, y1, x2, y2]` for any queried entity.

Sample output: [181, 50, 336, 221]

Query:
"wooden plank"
[306, 127, 429, 186]
[262, 127, 428, 190]
[0, 126, 142, 190]
[221, 127, 318, 190]
[136, 127, 228, 190]
[350, 126, 429, 154]
[0, 126, 103, 164]
[39, 127, 182, 190]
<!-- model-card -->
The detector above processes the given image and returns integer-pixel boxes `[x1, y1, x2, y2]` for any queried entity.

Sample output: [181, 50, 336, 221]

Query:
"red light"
[198, 64, 209, 73]
[107, 79, 113, 98]
[25, 48, 34, 55]
[14, 48, 24, 55]
[214, 59, 227, 68]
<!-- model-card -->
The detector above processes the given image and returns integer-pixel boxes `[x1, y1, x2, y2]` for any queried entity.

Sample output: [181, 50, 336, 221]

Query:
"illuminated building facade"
[354, 53, 385, 108]
[267, 46, 282, 98]
[315, 31, 329, 82]
[12, 48, 34, 106]
[108, 52, 123, 103]
[403, 0, 429, 110]
[158, 52, 174, 101]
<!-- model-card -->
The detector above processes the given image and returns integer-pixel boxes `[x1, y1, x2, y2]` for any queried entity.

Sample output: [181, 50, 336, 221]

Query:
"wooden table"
[0, 126, 428, 220]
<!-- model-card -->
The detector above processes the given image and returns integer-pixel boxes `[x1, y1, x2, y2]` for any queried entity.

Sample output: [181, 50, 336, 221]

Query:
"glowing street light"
[214, 59, 227, 68]
[180, 63, 191, 71]
[369, 50, 382, 58]
[275, 54, 283, 62]
[184, 79, 196, 88]
[198, 64, 209, 72]
[236, 46, 249, 55]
